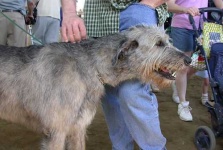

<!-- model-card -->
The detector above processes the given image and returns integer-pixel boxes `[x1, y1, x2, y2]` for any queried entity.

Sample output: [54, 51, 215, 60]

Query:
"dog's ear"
[112, 40, 138, 66]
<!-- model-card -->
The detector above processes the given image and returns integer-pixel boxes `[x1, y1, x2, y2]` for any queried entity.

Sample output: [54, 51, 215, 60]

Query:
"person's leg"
[176, 52, 195, 103]
[103, 3, 166, 149]
[175, 66, 194, 121]
[102, 85, 134, 150]
[171, 27, 194, 121]
[195, 70, 209, 105]
[202, 77, 209, 94]
[118, 80, 166, 150]
[201, 78, 209, 104]
[7, 12, 26, 47]
[45, 17, 60, 44]
[171, 80, 179, 103]
[32, 16, 47, 45]
[175, 66, 189, 103]
[0, 14, 7, 45]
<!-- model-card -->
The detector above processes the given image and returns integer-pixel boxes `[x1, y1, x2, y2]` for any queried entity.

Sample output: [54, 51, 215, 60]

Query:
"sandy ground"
[0, 76, 223, 150]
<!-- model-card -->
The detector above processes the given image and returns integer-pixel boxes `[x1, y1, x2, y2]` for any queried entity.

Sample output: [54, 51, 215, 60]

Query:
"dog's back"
[0, 43, 98, 128]
[0, 37, 124, 149]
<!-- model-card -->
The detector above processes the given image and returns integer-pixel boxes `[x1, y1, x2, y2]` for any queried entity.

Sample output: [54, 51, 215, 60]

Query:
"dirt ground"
[0, 76, 223, 150]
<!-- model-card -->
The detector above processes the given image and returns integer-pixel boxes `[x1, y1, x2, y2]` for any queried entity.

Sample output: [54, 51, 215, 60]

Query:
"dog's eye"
[156, 40, 164, 47]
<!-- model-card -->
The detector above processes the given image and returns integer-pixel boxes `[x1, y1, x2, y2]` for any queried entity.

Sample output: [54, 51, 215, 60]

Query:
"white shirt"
[37, 0, 61, 19]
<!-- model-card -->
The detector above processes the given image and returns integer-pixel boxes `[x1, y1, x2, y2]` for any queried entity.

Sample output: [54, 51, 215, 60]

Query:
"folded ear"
[112, 40, 138, 66]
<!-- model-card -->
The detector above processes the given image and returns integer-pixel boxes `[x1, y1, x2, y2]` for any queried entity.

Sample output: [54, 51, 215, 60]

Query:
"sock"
[202, 93, 208, 97]
[181, 101, 189, 107]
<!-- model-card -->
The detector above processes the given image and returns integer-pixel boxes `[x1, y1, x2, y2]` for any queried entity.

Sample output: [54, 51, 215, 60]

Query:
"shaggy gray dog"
[0, 26, 191, 150]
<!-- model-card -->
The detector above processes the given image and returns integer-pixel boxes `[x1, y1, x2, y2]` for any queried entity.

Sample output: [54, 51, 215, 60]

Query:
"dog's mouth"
[155, 67, 177, 80]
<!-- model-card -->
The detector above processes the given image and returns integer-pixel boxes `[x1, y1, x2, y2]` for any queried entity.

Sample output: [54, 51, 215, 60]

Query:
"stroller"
[189, 7, 223, 150]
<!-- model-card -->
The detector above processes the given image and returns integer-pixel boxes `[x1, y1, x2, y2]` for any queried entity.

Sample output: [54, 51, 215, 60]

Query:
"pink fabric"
[171, 0, 208, 29]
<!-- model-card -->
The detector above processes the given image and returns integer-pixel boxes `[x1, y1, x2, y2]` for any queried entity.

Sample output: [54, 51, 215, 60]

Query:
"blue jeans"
[102, 81, 166, 150]
[32, 16, 60, 45]
[101, 3, 166, 150]
[119, 3, 157, 31]
[170, 27, 197, 52]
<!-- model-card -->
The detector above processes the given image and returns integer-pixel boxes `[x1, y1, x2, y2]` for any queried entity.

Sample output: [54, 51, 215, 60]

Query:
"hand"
[25, 15, 36, 25]
[61, 12, 87, 43]
[184, 7, 200, 16]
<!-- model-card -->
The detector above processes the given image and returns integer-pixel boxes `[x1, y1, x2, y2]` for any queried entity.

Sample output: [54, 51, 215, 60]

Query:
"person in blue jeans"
[61, 0, 169, 149]
[102, 3, 167, 150]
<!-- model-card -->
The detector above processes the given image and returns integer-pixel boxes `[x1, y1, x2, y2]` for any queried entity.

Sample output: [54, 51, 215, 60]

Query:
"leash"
[0, 10, 43, 45]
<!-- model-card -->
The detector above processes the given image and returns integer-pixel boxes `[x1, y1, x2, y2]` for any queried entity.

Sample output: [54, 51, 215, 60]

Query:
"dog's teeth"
[172, 72, 176, 77]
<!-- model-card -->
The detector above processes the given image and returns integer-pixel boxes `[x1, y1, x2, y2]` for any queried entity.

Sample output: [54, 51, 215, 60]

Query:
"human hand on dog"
[61, 13, 87, 43]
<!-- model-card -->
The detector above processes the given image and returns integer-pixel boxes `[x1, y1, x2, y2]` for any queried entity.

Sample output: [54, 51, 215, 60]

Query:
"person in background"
[167, 0, 223, 122]
[32, 0, 61, 45]
[61, 0, 169, 149]
[0, 0, 34, 47]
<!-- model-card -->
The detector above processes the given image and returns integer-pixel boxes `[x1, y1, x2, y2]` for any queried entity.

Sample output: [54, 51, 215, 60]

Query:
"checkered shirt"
[84, 0, 169, 37]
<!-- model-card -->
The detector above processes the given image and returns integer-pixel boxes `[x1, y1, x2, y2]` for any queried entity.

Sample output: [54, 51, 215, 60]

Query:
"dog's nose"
[184, 56, 192, 66]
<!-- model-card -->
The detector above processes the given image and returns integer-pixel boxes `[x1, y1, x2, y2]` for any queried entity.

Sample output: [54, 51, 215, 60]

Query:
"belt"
[1, 10, 21, 13]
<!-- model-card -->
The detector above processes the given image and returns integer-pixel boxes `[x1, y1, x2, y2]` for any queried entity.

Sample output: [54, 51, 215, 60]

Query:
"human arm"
[110, 0, 167, 9]
[61, 0, 86, 42]
[27, 0, 35, 17]
[213, 0, 223, 9]
[25, 0, 36, 25]
[139, 0, 167, 8]
[167, 0, 200, 16]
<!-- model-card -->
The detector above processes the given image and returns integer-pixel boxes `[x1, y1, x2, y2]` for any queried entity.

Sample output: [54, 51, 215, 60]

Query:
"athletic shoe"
[178, 101, 193, 121]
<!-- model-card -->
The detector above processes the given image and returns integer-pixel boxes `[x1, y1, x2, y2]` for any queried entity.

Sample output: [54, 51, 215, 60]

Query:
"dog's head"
[113, 25, 191, 87]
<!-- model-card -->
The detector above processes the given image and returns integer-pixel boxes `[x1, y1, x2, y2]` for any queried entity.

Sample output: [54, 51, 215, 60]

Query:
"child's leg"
[195, 70, 209, 105]
[202, 77, 209, 95]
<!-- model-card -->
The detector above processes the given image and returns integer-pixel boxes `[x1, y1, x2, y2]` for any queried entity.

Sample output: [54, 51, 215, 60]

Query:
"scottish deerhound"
[0, 26, 191, 150]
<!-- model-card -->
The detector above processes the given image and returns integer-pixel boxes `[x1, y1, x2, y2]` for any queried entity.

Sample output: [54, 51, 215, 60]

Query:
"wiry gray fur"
[0, 26, 190, 150]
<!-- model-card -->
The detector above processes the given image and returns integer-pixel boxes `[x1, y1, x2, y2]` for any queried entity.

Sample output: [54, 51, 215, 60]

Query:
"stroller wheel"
[194, 126, 216, 150]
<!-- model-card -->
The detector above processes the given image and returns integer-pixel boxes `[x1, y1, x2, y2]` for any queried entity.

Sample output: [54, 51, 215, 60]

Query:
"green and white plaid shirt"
[84, 0, 169, 37]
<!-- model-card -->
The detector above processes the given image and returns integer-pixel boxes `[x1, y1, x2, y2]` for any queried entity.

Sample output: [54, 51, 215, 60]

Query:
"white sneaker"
[171, 81, 180, 103]
[178, 101, 193, 121]
[201, 95, 209, 105]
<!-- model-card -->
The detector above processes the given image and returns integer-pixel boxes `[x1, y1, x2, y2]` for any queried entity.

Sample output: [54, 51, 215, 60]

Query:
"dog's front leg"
[65, 125, 86, 150]
[41, 131, 66, 150]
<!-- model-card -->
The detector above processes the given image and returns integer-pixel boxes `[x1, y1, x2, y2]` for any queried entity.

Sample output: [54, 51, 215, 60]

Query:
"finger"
[67, 24, 75, 43]
[193, 8, 200, 15]
[61, 25, 68, 42]
[190, 9, 196, 15]
[196, 10, 200, 15]
[189, 10, 195, 16]
[72, 25, 81, 42]
[79, 23, 87, 40]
